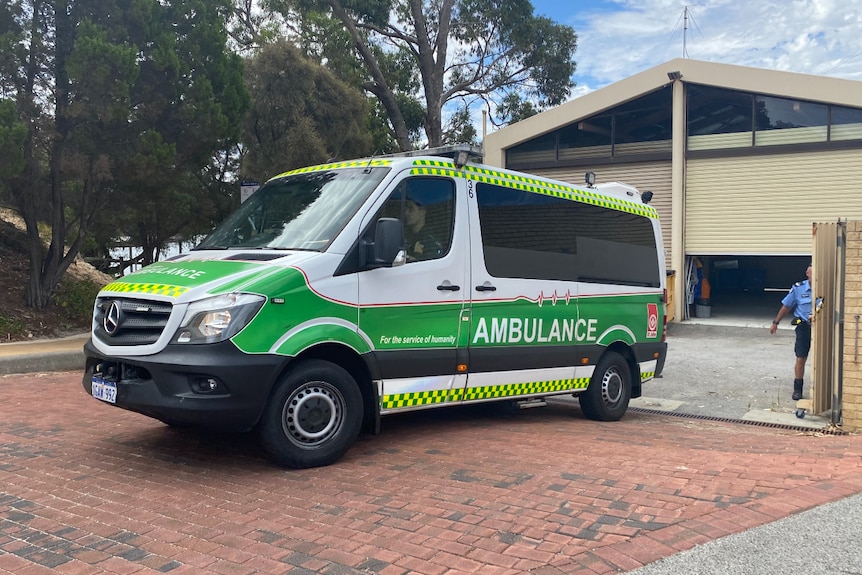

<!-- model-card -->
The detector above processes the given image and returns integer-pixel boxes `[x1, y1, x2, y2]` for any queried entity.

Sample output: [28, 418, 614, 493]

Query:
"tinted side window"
[369, 177, 456, 263]
[476, 183, 659, 287]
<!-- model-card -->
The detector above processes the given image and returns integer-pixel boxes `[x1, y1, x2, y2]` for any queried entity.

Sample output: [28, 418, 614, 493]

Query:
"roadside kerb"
[0, 333, 88, 375]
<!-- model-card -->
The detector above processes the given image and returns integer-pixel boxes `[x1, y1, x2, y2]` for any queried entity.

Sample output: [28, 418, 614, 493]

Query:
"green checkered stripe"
[382, 378, 590, 409]
[271, 159, 394, 179]
[640, 371, 655, 381]
[410, 161, 658, 219]
[102, 282, 190, 298]
[462, 378, 590, 401]
[381, 389, 453, 410]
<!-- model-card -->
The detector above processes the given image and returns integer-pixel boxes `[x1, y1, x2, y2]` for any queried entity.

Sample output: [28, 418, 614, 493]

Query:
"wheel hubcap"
[601, 368, 623, 406]
[282, 382, 344, 448]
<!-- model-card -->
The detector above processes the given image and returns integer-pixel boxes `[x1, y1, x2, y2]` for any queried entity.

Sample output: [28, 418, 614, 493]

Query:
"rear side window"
[476, 183, 659, 287]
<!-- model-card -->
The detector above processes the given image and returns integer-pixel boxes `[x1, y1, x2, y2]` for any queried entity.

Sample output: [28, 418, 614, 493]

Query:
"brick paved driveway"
[1, 371, 861, 575]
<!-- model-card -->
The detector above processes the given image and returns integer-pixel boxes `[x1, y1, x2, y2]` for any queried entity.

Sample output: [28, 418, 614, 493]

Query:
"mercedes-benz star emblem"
[103, 301, 122, 336]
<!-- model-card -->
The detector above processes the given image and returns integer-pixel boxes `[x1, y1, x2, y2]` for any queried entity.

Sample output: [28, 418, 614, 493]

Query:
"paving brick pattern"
[1, 371, 861, 574]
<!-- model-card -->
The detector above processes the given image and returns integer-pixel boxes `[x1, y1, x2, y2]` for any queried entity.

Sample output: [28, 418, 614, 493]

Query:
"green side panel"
[230, 268, 359, 354]
[578, 293, 664, 346]
[273, 323, 371, 357]
[470, 293, 664, 348]
[359, 303, 464, 350]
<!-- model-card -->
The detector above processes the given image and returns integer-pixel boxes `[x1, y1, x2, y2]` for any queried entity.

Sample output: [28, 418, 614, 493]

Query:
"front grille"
[94, 297, 173, 345]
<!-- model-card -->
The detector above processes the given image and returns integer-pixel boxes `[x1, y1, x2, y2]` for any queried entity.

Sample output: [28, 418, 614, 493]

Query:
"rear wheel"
[579, 352, 631, 421]
[259, 360, 363, 468]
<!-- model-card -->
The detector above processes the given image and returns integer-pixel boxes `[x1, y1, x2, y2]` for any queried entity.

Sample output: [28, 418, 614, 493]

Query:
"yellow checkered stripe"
[462, 378, 590, 401]
[640, 371, 655, 381]
[102, 282, 190, 298]
[271, 159, 394, 179]
[381, 389, 453, 410]
[381, 378, 590, 409]
[410, 162, 657, 219]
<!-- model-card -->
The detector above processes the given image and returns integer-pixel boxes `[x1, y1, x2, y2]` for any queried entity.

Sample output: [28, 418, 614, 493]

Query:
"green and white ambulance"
[83, 146, 668, 468]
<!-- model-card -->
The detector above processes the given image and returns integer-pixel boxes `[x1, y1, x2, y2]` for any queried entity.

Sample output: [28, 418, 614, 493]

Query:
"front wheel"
[579, 352, 631, 421]
[259, 360, 363, 468]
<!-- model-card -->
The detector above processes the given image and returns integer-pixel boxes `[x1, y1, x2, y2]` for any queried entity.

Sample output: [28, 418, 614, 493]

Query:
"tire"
[579, 352, 631, 421]
[259, 360, 363, 469]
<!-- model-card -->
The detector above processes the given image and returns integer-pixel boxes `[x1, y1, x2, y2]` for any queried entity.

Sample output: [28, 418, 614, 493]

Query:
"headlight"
[172, 293, 265, 344]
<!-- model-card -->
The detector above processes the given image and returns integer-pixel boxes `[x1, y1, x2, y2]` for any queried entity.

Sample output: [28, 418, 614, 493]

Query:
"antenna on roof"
[673, 5, 703, 58]
[683, 6, 689, 58]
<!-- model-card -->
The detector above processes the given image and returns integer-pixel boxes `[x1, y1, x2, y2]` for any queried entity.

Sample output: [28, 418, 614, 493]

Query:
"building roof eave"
[484, 58, 862, 159]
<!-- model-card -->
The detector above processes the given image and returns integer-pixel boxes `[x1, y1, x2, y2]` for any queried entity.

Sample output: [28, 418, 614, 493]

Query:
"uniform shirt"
[781, 279, 812, 322]
[405, 228, 443, 261]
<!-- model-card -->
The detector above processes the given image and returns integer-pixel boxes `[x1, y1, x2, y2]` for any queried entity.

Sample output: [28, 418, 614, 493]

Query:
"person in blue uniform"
[769, 264, 813, 400]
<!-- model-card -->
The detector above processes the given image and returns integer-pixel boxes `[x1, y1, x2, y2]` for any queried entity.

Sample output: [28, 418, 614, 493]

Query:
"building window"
[687, 84, 860, 152]
[505, 87, 672, 167]
[558, 116, 612, 160]
[687, 85, 753, 150]
[754, 96, 827, 146]
[831, 105, 862, 141]
[505, 131, 556, 165]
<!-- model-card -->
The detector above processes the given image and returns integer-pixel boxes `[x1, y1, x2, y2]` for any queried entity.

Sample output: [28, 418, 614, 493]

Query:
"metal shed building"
[483, 58, 862, 322]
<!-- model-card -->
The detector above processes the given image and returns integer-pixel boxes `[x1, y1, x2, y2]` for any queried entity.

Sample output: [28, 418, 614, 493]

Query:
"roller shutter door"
[686, 149, 862, 254]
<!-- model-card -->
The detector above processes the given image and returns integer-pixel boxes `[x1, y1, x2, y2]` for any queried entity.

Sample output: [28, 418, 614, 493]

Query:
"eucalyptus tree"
[265, 0, 577, 149]
[242, 39, 373, 180]
[0, 0, 247, 305]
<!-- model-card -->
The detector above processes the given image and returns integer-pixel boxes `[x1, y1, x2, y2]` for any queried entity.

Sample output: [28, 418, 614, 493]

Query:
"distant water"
[109, 238, 199, 276]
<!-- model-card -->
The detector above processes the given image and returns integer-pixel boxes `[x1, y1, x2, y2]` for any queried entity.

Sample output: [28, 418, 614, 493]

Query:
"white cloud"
[571, 0, 862, 89]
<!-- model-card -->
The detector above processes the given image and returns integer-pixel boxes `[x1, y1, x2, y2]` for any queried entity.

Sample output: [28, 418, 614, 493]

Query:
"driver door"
[357, 174, 470, 413]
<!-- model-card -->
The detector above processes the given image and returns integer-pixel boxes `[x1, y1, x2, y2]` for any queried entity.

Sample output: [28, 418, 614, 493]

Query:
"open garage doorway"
[684, 255, 812, 327]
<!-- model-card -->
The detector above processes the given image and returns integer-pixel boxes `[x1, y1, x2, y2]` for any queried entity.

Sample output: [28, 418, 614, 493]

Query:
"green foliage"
[497, 92, 539, 125]
[241, 39, 373, 179]
[0, 99, 26, 181]
[0, 312, 25, 340]
[0, 0, 250, 308]
[53, 278, 101, 323]
[269, 0, 578, 148]
[444, 106, 478, 145]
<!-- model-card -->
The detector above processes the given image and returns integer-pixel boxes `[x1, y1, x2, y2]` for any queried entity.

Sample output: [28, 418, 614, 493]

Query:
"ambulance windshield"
[195, 167, 389, 251]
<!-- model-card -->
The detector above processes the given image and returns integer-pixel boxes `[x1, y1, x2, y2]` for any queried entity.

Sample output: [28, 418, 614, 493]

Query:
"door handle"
[475, 285, 497, 292]
[437, 284, 460, 291]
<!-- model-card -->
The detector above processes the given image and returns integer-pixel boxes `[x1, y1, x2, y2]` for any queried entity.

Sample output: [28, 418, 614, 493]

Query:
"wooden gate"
[810, 221, 846, 423]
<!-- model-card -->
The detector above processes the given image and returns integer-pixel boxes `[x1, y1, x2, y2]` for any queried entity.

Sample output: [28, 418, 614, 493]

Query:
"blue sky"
[528, 0, 862, 98]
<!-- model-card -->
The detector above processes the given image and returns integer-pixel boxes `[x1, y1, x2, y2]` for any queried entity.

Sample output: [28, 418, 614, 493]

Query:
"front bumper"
[82, 338, 287, 431]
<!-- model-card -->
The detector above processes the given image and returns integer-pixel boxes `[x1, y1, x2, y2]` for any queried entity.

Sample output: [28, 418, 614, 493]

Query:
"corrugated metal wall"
[531, 161, 673, 266]
[687, 149, 862, 254]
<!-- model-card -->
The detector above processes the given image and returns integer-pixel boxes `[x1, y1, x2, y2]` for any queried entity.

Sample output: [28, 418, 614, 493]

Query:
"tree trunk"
[24, 0, 78, 309]
[327, 0, 413, 151]
[410, 0, 450, 148]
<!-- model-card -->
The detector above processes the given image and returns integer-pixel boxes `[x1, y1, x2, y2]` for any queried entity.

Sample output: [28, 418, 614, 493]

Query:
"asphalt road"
[650, 322, 803, 419]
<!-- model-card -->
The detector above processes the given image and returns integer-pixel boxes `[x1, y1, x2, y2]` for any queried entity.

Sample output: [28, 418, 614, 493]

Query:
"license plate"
[91, 376, 117, 404]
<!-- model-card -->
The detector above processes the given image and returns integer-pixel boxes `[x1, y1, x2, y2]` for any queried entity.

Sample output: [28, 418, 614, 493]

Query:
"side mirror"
[371, 217, 404, 267]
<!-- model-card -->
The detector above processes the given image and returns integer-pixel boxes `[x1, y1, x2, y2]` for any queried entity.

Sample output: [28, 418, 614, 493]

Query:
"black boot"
[792, 379, 803, 401]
